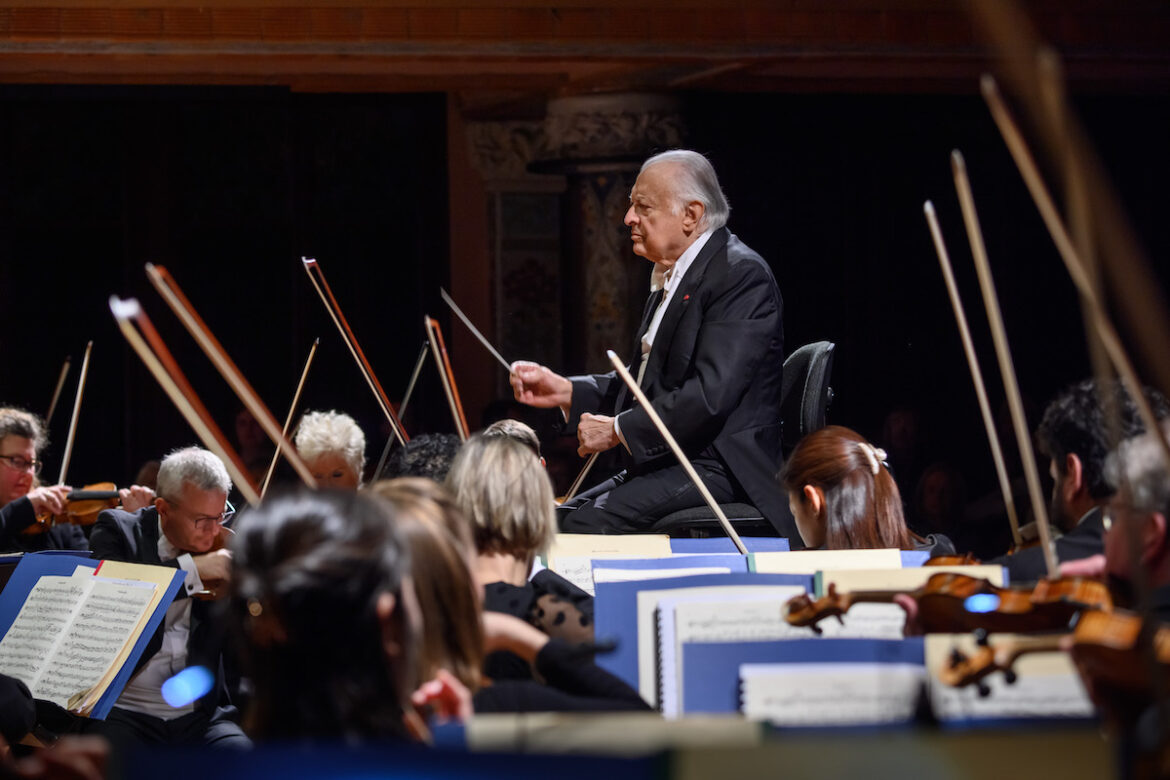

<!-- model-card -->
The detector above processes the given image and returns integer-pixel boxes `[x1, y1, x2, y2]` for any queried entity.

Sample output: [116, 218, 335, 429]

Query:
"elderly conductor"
[511, 150, 794, 539]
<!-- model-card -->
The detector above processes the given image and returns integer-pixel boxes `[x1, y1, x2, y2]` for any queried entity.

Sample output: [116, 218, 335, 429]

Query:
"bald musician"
[511, 150, 795, 539]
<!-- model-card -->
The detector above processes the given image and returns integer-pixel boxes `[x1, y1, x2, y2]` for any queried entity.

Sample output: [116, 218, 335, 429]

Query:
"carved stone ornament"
[539, 93, 685, 165]
[465, 119, 547, 181]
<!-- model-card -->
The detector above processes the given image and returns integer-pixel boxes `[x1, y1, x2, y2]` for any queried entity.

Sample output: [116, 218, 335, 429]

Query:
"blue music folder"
[681, 637, 925, 715]
[594, 572, 813, 690]
[669, 537, 790, 554]
[0, 552, 186, 720]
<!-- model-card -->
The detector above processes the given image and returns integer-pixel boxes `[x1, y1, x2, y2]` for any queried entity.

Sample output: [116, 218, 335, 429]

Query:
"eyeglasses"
[168, 499, 236, 531]
[0, 454, 42, 475]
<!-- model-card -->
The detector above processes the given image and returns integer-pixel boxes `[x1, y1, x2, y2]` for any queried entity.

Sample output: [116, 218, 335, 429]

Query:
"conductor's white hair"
[641, 149, 730, 231]
[294, 410, 367, 479]
[1106, 419, 1170, 517]
[157, 447, 232, 501]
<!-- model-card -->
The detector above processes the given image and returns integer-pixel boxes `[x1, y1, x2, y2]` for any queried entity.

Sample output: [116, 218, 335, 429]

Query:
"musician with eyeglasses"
[0, 407, 85, 552]
[83, 446, 249, 750]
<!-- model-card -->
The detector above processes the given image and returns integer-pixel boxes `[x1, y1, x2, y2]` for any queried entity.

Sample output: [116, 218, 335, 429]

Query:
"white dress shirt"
[616, 229, 714, 449]
[115, 520, 204, 719]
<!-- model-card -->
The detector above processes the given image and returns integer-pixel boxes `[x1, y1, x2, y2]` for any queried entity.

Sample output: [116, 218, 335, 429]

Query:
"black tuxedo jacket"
[89, 506, 227, 715]
[567, 227, 793, 537]
[0, 496, 88, 553]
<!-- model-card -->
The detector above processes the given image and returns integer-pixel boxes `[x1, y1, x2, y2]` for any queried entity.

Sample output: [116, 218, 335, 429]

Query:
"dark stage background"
[1, 86, 1167, 539]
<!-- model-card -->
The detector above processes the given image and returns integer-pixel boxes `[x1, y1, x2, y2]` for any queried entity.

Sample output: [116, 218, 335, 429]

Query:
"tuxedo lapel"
[137, 509, 163, 565]
[640, 228, 728, 390]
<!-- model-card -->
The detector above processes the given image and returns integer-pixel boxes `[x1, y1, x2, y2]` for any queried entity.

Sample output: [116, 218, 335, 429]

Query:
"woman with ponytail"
[780, 425, 955, 556]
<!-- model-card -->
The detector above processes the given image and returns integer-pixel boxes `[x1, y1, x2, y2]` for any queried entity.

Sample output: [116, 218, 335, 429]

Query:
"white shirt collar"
[649, 228, 714, 293]
[157, 517, 181, 562]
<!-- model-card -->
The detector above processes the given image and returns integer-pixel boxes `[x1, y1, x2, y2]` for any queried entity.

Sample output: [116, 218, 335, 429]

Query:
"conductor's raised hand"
[510, 361, 572, 410]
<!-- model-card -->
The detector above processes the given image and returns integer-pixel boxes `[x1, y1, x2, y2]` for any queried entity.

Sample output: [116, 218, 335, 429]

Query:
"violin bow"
[110, 297, 262, 505]
[951, 150, 1058, 578]
[424, 317, 470, 441]
[45, 355, 71, 427]
[968, 3, 1170, 399]
[607, 349, 748, 555]
[55, 341, 92, 488]
[440, 287, 511, 372]
[562, 453, 599, 504]
[260, 338, 319, 499]
[146, 264, 317, 491]
[980, 77, 1170, 473]
[301, 257, 408, 447]
[371, 343, 429, 481]
[981, 64, 1170, 709]
[923, 202, 1023, 548]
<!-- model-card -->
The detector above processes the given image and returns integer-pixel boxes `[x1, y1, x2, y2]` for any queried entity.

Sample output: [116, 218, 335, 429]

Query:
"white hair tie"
[858, 442, 888, 475]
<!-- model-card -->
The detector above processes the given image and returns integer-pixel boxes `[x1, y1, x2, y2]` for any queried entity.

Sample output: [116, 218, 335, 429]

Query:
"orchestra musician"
[510, 150, 793, 539]
[0, 407, 84, 552]
[987, 379, 1170, 581]
[371, 477, 650, 713]
[228, 489, 469, 742]
[780, 424, 955, 556]
[293, 410, 366, 489]
[445, 435, 594, 649]
[83, 447, 248, 750]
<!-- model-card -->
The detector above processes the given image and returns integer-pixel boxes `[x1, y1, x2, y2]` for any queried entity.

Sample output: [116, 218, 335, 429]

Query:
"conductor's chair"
[647, 340, 836, 539]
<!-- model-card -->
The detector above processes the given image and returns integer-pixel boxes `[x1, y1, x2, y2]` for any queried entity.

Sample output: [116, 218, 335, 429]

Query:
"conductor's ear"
[682, 200, 704, 232]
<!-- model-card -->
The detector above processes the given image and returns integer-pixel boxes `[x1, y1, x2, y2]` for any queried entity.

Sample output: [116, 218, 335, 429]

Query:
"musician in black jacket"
[85, 447, 247, 749]
[989, 379, 1169, 581]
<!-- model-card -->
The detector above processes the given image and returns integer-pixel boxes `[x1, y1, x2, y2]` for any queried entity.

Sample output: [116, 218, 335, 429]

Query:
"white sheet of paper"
[657, 588, 806, 717]
[740, 662, 926, 726]
[635, 584, 801, 706]
[752, 548, 903, 574]
[0, 576, 156, 709]
[925, 634, 1094, 721]
[593, 567, 731, 585]
[820, 564, 1006, 595]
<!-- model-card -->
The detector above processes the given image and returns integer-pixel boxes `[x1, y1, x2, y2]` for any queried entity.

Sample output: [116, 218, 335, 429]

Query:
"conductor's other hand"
[510, 361, 572, 411]
[577, 413, 619, 456]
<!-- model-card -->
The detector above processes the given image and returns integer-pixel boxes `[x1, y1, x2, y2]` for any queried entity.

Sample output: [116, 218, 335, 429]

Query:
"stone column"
[533, 93, 685, 374]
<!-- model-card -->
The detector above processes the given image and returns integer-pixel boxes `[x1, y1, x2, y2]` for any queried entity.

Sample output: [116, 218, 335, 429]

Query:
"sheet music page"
[35, 578, 156, 710]
[594, 567, 731, 585]
[739, 662, 926, 726]
[752, 549, 903, 574]
[657, 588, 805, 717]
[0, 575, 90, 691]
[548, 533, 672, 560]
[546, 555, 643, 596]
[821, 565, 1007, 594]
[636, 584, 804, 706]
[925, 634, 1094, 720]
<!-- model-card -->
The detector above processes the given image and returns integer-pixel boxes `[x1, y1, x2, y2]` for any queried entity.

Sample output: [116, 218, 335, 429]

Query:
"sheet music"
[925, 634, 1094, 721]
[0, 575, 156, 709]
[0, 576, 88, 689]
[739, 662, 926, 726]
[636, 584, 805, 706]
[594, 567, 731, 585]
[751, 549, 903, 574]
[657, 589, 805, 717]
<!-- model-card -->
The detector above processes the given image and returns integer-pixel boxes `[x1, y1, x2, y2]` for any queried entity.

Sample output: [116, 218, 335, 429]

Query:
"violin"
[783, 571, 1112, 635]
[23, 482, 120, 534]
[191, 521, 236, 601]
[941, 609, 1170, 697]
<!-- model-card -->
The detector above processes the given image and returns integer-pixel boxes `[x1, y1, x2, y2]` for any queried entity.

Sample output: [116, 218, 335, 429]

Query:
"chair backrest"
[779, 341, 836, 455]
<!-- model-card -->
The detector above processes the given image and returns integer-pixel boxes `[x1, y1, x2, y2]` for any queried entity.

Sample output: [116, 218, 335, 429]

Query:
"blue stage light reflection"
[964, 593, 1001, 614]
[162, 666, 214, 708]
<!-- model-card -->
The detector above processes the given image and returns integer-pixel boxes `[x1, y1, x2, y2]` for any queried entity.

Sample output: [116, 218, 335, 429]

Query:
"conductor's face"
[624, 163, 700, 265]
